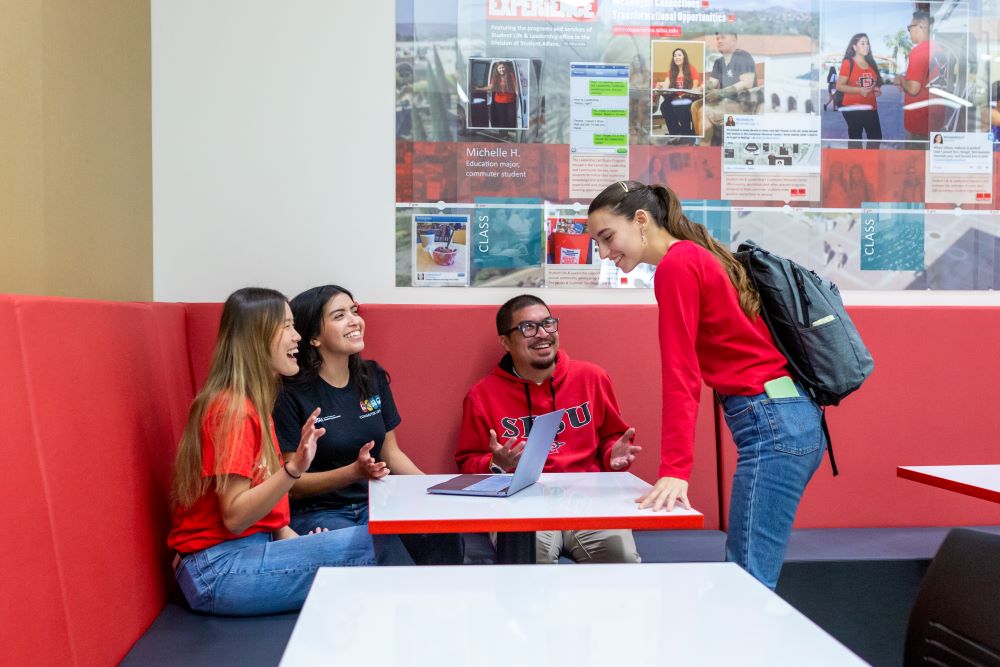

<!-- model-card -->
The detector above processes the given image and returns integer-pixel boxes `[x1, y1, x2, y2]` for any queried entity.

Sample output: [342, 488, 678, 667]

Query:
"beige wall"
[0, 0, 151, 300]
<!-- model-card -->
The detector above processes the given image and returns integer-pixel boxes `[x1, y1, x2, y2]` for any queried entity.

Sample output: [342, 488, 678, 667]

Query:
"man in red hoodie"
[455, 294, 642, 563]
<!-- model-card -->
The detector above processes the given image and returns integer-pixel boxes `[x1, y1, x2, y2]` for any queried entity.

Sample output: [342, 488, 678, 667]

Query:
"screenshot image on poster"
[569, 63, 630, 198]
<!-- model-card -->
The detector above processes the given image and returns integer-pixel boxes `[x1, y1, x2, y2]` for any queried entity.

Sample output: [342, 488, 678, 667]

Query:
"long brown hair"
[670, 48, 694, 88]
[588, 180, 760, 318]
[491, 61, 516, 93]
[171, 287, 288, 509]
[842, 34, 884, 88]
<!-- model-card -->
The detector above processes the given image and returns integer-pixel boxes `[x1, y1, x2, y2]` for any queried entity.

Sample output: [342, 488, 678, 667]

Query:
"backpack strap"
[820, 407, 839, 476]
[843, 58, 854, 80]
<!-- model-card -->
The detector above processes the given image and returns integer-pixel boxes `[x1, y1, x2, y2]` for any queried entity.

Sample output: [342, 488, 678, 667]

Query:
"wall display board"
[395, 0, 1000, 290]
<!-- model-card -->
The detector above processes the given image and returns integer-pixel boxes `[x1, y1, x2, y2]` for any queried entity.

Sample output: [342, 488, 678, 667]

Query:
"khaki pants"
[535, 529, 640, 564]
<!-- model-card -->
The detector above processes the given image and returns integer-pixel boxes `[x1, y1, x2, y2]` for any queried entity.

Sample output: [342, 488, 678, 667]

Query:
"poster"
[396, 0, 999, 290]
[412, 214, 470, 286]
[544, 207, 602, 288]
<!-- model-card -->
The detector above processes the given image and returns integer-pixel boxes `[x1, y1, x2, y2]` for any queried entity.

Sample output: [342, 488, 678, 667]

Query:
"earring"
[640, 226, 647, 247]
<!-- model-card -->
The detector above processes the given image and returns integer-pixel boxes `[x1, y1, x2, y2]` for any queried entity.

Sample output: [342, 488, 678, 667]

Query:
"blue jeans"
[175, 528, 376, 616]
[293, 503, 465, 566]
[719, 387, 825, 590]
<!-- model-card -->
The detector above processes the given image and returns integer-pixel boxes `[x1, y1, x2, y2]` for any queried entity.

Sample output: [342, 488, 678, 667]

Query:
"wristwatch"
[488, 458, 506, 474]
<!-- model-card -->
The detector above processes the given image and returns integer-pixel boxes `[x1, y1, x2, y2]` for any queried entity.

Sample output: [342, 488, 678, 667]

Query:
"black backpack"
[832, 59, 853, 109]
[735, 240, 874, 475]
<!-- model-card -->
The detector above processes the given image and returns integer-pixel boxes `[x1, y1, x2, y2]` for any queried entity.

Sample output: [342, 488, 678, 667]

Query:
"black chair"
[904, 528, 1000, 666]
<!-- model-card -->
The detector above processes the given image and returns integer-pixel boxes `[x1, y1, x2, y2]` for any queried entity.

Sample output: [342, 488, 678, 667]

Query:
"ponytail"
[589, 180, 760, 318]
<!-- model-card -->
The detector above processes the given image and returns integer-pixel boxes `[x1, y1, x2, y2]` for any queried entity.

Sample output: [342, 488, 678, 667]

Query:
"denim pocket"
[176, 552, 214, 613]
[760, 397, 822, 456]
[720, 394, 754, 421]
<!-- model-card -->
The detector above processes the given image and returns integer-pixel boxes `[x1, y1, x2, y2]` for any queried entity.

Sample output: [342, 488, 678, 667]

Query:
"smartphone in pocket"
[764, 376, 799, 399]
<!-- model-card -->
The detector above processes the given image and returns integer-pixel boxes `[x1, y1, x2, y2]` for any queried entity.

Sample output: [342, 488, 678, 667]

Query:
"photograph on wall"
[412, 214, 470, 287]
[470, 197, 544, 287]
[820, 0, 973, 149]
[651, 40, 706, 141]
[819, 0, 913, 148]
[702, 28, 818, 149]
[821, 148, 929, 209]
[911, 211, 1000, 289]
[859, 202, 925, 272]
[729, 208, 901, 289]
[631, 145, 721, 199]
[703, 30, 764, 148]
[544, 207, 602, 288]
[464, 57, 534, 133]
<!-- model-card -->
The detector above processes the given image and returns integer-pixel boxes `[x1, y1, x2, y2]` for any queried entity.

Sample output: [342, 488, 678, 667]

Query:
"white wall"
[152, 1, 1000, 306]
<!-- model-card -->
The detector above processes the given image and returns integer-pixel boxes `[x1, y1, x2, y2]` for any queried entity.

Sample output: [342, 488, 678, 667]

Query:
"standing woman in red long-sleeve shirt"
[587, 181, 826, 589]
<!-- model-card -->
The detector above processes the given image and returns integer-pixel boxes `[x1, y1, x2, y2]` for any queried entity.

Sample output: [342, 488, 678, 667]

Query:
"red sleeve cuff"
[657, 463, 692, 481]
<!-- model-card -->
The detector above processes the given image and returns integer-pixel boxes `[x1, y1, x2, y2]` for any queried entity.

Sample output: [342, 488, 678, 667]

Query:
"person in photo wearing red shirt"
[454, 294, 642, 563]
[168, 288, 381, 616]
[898, 11, 936, 143]
[588, 181, 826, 589]
[477, 61, 519, 129]
[835, 33, 883, 150]
[656, 47, 701, 138]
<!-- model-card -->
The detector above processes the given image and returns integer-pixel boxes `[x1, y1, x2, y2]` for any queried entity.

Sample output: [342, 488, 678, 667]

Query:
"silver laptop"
[427, 409, 565, 497]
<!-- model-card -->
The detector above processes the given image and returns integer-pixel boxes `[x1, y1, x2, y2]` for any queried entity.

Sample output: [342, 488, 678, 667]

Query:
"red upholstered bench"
[2, 295, 193, 665]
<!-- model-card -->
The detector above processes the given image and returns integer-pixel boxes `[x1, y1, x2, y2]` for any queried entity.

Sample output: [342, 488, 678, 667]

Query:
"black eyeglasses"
[503, 317, 559, 338]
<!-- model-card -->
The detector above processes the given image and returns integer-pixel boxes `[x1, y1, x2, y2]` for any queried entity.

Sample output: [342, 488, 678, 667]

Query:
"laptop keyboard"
[465, 475, 512, 492]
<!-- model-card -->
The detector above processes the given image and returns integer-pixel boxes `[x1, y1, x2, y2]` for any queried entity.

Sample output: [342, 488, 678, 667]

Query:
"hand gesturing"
[284, 407, 326, 478]
[609, 428, 640, 470]
[355, 441, 389, 480]
[487, 429, 525, 471]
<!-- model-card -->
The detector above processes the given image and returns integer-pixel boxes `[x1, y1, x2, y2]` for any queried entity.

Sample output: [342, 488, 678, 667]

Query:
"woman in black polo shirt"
[273, 284, 463, 565]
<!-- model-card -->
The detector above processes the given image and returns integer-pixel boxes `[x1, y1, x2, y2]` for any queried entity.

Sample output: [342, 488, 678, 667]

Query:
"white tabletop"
[368, 472, 703, 533]
[898, 465, 1000, 504]
[281, 563, 866, 666]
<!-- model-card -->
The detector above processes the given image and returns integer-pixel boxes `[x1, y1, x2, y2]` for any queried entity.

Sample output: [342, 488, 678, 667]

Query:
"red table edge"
[897, 466, 1000, 504]
[368, 514, 705, 534]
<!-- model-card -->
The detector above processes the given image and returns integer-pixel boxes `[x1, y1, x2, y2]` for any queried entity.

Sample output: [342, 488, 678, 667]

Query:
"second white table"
[281, 563, 866, 666]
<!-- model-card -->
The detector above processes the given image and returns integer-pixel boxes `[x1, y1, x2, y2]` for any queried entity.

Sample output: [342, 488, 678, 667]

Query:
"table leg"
[495, 531, 535, 564]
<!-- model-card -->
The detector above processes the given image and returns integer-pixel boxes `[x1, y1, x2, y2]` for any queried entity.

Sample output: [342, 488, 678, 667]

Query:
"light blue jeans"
[291, 503, 415, 566]
[291, 501, 372, 533]
[175, 527, 376, 616]
[293, 502, 465, 565]
[719, 387, 826, 590]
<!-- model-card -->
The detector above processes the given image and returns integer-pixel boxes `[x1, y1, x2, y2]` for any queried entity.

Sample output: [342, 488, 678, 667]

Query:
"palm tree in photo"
[884, 29, 912, 77]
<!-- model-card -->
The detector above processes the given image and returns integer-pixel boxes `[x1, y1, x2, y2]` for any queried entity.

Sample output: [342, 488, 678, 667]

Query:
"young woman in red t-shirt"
[167, 288, 383, 616]
[835, 33, 884, 149]
[588, 181, 826, 589]
[656, 48, 701, 138]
